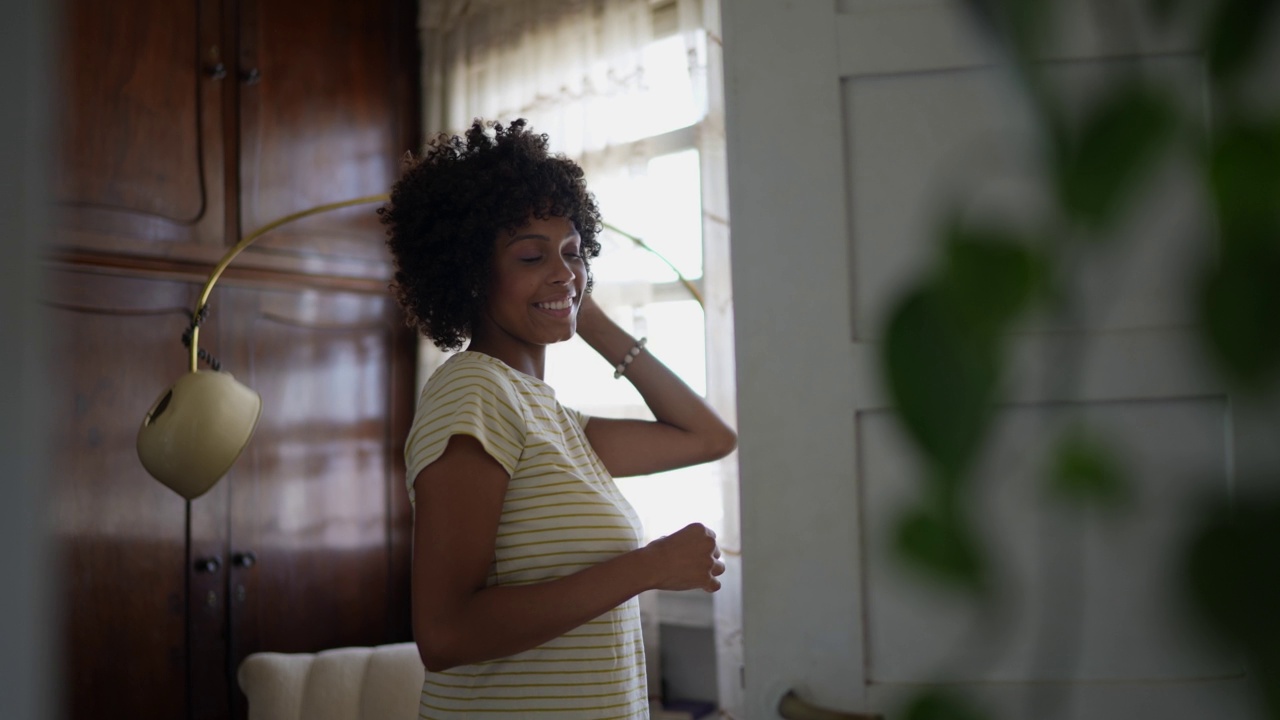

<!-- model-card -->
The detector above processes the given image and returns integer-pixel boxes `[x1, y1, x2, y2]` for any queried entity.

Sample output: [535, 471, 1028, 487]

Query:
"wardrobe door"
[53, 0, 227, 257]
[47, 268, 207, 720]
[236, 0, 419, 279]
[219, 281, 415, 719]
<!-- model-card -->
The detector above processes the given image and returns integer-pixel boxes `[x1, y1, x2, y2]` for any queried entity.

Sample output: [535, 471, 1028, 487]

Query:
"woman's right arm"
[411, 433, 723, 673]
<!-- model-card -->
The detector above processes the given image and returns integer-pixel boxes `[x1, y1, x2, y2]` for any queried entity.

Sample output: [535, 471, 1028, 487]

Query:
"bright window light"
[592, 149, 703, 284]
[603, 34, 700, 146]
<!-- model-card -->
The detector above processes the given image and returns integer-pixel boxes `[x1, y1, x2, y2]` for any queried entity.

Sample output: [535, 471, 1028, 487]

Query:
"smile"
[533, 298, 574, 311]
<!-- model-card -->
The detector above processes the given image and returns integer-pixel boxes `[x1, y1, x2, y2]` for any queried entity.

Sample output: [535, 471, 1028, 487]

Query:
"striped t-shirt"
[405, 351, 649, 719]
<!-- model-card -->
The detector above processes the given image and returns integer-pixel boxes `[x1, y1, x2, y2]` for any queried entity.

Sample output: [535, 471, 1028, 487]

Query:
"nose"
[550, 256, 576, 285]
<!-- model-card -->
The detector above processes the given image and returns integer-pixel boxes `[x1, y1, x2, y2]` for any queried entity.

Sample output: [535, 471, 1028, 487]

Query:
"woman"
[380, 118, 737, 718]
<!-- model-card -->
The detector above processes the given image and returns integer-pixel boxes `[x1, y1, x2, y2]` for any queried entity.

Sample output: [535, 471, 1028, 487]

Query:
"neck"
[466, 332, 546, 380]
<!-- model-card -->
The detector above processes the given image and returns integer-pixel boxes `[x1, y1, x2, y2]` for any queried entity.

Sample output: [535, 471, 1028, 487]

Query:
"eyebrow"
[507, 233, 550, 246]
[505, 232, 581, 247]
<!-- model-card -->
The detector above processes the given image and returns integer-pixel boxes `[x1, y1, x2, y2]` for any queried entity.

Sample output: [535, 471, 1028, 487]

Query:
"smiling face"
[467, 214, 587, 371]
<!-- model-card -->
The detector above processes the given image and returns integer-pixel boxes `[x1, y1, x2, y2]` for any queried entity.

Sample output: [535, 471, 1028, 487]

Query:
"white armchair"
[237, 642, 424, 720]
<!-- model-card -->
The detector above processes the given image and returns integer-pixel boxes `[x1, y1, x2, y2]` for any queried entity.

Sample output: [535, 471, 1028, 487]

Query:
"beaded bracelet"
[613, 337, 648, 379]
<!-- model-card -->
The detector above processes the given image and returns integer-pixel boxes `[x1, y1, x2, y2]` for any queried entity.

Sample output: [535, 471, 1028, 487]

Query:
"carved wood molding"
[49, 249, 393, 295]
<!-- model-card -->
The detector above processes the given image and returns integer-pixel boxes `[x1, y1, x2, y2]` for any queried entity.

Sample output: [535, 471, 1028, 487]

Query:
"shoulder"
[405, 353, 529, 485]
[423, 352, 522, 404]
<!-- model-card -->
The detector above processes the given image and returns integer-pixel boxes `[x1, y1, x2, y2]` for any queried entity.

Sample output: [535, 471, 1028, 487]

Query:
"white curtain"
[422, 0, 658, 165]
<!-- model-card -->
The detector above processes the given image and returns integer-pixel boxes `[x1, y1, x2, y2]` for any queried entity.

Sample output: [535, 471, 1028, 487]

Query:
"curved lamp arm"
[187, 199, 704, 372]
[187, 193, 391, 372]
[141, 194, 703, 501]
[599, 222, 704, 308]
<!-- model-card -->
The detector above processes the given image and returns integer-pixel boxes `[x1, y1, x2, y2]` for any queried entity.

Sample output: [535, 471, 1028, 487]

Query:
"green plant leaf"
[1205, 0, 1280, 83]
[1209, 120, 1280, 245]
[1055, 84, 1179, 232]
[1200, 247, 1280, 391]
[895, 498, 986, 592]
[902, 688, 991, 720]
[1185, 494, 1280, 717]
[944, 223, 1046, 336]
[1048, 427, 1130, 509]
[884, 284, 1000, 481]
[1200, 120, 1280, 391]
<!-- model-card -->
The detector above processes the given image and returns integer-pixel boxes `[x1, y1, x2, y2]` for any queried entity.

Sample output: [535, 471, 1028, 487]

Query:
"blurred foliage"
[879, 0, 1280, 718]
[1201, 120, 1280, 389]
[1203, 0, 1280, 82]
[1185, 497, 1280, 717]
[894, 492, 987, 593]
[1052, 82, 1179, 232]
[885, 282, 1000, 483]
[903, 689, 991, 720]
[1047, 425, 1130, 509]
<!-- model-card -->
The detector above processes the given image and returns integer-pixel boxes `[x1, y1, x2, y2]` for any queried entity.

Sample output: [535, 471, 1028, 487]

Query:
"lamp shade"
[137, 370, 262, 500]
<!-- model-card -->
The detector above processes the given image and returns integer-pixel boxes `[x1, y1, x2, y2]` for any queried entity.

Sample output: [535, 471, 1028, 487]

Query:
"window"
[544, 20, 724, 544]
[420, 0, 731, 545]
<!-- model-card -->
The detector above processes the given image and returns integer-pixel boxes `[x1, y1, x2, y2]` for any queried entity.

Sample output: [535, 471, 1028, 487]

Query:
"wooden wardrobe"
[47, 1, 420, 718]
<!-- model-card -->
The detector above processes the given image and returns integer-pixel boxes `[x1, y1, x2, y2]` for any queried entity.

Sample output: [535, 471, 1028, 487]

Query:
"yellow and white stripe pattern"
[406, 351, 649, 719]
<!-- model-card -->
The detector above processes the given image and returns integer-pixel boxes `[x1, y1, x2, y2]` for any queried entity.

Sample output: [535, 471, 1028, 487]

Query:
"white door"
[722, 1, 1265, 718]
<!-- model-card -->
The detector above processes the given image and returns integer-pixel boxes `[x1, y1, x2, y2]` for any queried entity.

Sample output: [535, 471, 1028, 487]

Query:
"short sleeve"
[564, 406, 590, 432]
[404, 357, 527, 504]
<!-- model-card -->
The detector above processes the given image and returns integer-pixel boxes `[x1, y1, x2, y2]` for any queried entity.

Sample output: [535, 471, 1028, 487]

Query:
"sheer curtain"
[418, 1, 743, 714]
[423, 0, 662, 162]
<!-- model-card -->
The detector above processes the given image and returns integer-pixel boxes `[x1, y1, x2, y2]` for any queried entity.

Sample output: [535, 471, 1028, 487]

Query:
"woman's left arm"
[576, 295, 737, 477]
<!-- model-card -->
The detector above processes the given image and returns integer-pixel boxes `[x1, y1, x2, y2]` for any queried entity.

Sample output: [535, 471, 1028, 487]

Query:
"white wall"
[0, 1, 55, 719]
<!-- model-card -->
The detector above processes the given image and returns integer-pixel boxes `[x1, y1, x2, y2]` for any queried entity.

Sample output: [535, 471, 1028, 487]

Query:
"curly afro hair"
[379, 118, 603, 350]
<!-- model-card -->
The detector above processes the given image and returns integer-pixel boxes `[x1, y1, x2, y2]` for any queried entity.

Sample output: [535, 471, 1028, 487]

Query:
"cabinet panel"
[49, 0, 420, 716]
[220, 283, 414, 717]
[48, 269, 201, 720]
[191, 435, 233, 720]
[53, 0, 226, 250]
[238, 0, 414, 272]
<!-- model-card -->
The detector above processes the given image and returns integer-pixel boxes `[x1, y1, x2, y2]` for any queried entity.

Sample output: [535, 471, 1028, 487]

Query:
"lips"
[533, 296, 574, 311]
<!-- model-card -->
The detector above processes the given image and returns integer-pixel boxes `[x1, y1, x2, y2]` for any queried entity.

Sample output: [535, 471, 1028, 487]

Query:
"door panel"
[222, 282, 414, 718]
[860, 397, 1236, 683]
[723, 0, 1256, 717]
[47, 269, 199, 720]
[53, 0, 226, 250]
[237, 0, 414, 274]
[843, 55, 1207, 341]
